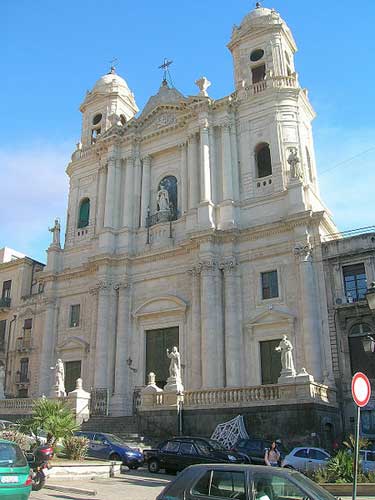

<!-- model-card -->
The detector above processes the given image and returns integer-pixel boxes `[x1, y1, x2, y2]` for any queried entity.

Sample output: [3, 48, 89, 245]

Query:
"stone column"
[230, 122, 240, 201]
[103, 149, 117, 228]
[294, 243, 323, 382]
[199, 259, 222, 388]
[221, 258, 242, 387]
[200, 125, 212, 202]
[133, 157, 142, 227]
[222, 123, 233, 201]
[188, 133, 199, 209]
[39, 299, 56, 396]
[94, 281, 112, 388]
[113, 158, 122, 228]
[179, 143, 188, 214]
[112, 281, 132, 415]
[96, 164, 107, 231]
[123, 157, 134, 227]
[189, 267, 202, 389]
[140, 156, 151, 227]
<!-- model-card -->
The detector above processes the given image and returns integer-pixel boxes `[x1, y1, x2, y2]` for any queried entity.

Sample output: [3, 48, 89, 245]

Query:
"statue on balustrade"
[48, 218, 61, 248]
[167, 346, 181, 381]
[287, 147, 302, 180]
[157, 183, 170, 212]
[275, 335, 296, 376]
[51, 359, 66, 397]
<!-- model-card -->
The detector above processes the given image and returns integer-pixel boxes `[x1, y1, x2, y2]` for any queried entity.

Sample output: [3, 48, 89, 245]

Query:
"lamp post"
[365, 282, 375, 311]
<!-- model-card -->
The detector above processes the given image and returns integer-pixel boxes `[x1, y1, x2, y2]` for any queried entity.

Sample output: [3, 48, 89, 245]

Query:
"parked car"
[0, 420, 18, 431]
[282, 447, 331, 472]
[359, 449, 375, 473]
[144, 436, 246, 474]
[156, 463, 336, 500]
[0, 439, 32, 499]
[75, 432, 144, 468]
[232, 438, 287, 465]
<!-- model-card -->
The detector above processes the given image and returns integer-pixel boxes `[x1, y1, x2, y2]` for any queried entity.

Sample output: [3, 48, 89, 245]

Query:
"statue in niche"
[157, 182, 170, 212]
[287, 147, 302, 180]
[166, 346, 181, 381]
[275, 335, 296, 375]
[0, 365, 5, 399]
[48, 218, 61, 247]
[51, 359, 66, 397]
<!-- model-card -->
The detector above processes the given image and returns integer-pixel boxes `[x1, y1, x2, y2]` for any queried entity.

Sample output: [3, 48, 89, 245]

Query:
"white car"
[359, 449, 375, 473]
[282, 447, 331, 472]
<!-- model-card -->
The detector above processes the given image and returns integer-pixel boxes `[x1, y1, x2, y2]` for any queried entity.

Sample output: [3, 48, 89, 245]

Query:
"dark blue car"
[75, 431, 144, 469]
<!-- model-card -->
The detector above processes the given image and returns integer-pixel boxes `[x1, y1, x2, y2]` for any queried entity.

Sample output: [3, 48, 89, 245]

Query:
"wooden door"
[146, 327, 179, 387]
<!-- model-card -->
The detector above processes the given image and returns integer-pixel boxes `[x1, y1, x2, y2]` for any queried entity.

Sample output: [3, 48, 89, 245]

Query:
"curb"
[45, 484, 97, 496]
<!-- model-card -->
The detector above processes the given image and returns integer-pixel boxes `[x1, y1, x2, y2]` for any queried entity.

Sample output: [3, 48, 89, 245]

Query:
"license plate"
[1, 476, 19, 483]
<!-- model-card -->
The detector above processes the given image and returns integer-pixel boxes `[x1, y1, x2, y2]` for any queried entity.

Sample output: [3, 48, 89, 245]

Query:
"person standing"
[264, 441, 280, 467]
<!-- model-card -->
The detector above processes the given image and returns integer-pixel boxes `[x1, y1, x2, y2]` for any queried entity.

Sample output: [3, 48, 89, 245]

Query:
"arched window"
[349, 323, 375, 378]
[306, 147, 313, 183]
[78, 198, 90, 228]
[255, 143, 272, 178]
[158, 176, 178, 219]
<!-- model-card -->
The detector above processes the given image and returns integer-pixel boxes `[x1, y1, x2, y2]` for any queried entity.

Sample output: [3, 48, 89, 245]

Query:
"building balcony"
[16, 337, 32, 352]
[0, 297, 11, 310]
[242, 75, 298, 98]
[146, 207, 178, 228]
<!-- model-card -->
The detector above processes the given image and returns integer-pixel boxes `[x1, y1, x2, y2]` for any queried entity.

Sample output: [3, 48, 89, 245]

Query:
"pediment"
[56, 336, 90, 353]
[138, 106, 185, 134]
[134, 295, 187, 319]
[245, 307, 295, 327]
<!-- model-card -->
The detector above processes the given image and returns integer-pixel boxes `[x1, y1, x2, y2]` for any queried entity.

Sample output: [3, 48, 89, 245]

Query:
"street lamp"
[365, 282, 375, 311]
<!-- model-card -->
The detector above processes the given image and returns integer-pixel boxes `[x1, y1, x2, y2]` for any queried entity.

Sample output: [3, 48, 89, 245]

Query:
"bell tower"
[79, 67, 139, 148]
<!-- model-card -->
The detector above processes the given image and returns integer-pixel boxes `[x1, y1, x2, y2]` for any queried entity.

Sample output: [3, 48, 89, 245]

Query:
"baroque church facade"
[17, 5, 343, 431]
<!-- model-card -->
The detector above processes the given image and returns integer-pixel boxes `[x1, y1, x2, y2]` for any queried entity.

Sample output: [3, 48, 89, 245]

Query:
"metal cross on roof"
[158, 58, 174, 86]
[109, 57, 118, 74]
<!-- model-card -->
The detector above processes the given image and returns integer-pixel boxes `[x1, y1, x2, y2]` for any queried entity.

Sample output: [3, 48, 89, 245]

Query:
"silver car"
[282, 447, 331, 472]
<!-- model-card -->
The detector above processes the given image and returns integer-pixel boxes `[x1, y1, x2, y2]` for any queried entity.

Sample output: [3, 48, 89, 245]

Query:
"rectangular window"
[261, 270, 279, 299]
[252, 64, 266, 84]
[2, 280, 11, 299]
[260, 339, 282, 385]
[0, 320, 6, 352]
[343, 263, 367, 302]
[19, 358, 29, 383]
[23, 318, 32, 332]
[69, 304, 80, 328]
[65, 360, 81, 393]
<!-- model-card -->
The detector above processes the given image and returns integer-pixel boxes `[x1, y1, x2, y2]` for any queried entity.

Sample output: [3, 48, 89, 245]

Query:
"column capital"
[141, 155, 152, 165]
[178, 141, 187, 149]
[188, 132, 198, 143]
[220, 257, 238, 273]
[293, 242, 313, 261]
[114, 281, 130, 291]
[188, 266, 201, 277]
[198, 258, 219, 275]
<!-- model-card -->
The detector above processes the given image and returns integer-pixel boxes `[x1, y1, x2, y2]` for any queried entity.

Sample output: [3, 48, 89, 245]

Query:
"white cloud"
[315, 126, 375, 231]
[0, 141, 72, 262]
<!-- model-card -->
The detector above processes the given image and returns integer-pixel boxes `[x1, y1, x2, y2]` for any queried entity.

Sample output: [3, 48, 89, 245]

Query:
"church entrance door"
[260, 339, 282, 385]
[65, 360, 82, 394]
[146, 327, 179, 388]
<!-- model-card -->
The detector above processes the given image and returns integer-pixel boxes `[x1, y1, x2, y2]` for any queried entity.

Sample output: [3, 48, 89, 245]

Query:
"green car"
[0, 439, 31, 499]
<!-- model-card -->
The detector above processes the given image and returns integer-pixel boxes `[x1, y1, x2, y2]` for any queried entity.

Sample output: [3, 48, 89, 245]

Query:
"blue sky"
[1, 0, 374, 263]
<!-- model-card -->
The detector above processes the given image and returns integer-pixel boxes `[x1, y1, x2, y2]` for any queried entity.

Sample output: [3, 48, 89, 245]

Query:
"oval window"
[250, 49, 264, 62]
[92, 113, 102, 125]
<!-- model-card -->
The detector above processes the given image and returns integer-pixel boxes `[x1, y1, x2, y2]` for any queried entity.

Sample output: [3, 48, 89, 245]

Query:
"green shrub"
[0, 430, 31, 451]
[312, 450, 375, 484]
[62, 436, 89, 461]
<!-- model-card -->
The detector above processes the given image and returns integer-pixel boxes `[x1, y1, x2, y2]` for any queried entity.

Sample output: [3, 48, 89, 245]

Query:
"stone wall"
[138, 403, 342, 449]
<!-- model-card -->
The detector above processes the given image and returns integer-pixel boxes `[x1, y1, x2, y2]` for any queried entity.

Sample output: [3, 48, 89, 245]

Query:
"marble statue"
[275, 335, 296, 376]
[287, 148, 302, 179]
[157, 183, 170, 211]
[52, 358, 66, 397]
[195, 76, 211, 97]
[167, 346, 181, 380]
[49, 218, 61, 247]
[0, 365, 5, 399]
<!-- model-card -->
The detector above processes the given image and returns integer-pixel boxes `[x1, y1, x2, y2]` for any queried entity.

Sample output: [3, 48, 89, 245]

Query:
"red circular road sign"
[352, 372, 372, 407]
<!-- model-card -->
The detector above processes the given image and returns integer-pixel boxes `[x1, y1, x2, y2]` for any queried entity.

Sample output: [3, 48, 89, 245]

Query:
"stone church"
[13, 4, 344, 438]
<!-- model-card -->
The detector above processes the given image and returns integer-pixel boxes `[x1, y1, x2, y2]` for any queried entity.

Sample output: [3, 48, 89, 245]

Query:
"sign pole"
[352, 404, 360, 500]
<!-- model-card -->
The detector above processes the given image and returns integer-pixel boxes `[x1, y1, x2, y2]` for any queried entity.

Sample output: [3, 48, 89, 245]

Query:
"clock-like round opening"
[92, 113, 102, 125]
[250, 49, 264, 62]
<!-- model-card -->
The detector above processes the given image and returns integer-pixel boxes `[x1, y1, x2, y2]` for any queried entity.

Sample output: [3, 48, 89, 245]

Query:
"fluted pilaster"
[141, 156, 151, 227]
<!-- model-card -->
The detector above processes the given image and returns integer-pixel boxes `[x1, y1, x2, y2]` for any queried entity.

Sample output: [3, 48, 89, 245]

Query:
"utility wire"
[319, 146, 375, 175]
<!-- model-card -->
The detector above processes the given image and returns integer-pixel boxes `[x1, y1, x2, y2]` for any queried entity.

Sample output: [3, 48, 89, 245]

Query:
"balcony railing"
[0, 297, 11, 309]
[16, 337, 32, 352]
[247, 75, 298, 96]
[15, 372, 30, 384]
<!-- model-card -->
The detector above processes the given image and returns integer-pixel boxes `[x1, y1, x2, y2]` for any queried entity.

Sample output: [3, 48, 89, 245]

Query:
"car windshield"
[0, 442, 27, 467]
[103, 434, 130, 448]
[204, 439, 226, 451]
[291, 471, 336, 500]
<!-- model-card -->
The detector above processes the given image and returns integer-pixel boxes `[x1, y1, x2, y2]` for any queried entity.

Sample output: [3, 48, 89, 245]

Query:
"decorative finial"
[256, 2, 261, 8]
[195, 76, 211, 97]
[158, 58, 173, 86]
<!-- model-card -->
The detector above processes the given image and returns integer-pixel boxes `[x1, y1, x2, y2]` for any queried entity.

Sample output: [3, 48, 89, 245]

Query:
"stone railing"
[0, 398, 34, 414]
[139, 380, 336, 411]
[249, 75, 297, 96]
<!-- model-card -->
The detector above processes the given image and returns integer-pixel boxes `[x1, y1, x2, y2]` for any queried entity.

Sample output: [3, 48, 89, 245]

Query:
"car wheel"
[32, 471, 46, 491]
[148, 458, 160, 473]
[110, 453, 122, 462]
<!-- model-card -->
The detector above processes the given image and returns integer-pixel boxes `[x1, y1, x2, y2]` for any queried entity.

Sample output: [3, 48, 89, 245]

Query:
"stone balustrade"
[139, 380, 336, 411]
[250, 75, 297, 95]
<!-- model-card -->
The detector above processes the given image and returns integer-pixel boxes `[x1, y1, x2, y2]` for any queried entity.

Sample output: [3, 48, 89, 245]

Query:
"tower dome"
[92, 68, 131, 95]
